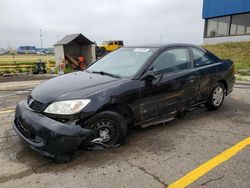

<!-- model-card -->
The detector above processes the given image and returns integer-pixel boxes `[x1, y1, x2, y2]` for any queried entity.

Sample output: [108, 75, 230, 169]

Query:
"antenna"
[40, 29, 43, 48]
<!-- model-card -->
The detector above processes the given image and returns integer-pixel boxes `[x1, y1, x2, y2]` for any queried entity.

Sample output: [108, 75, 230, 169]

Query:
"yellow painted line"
[168, 137, 250, 188]
[0, 109, 15, 114]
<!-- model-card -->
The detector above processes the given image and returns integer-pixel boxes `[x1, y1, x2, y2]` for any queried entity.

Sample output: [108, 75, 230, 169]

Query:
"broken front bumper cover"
[13, 101, 93, 160]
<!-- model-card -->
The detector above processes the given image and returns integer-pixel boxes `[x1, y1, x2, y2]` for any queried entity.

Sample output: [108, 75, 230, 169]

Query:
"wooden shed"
[54, 33, 96, 66]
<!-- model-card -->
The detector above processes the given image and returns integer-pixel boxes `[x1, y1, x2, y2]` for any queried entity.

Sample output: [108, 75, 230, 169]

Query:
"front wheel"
[83, 111, 127, 147]
[206, 82, 225, 111]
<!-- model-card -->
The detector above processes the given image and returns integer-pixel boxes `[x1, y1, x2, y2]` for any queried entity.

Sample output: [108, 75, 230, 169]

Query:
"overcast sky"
[0, 0, 204, 49]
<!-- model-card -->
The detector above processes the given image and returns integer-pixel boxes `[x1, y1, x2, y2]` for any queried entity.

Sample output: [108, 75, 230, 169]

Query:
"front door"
[139, 47, 199, 121]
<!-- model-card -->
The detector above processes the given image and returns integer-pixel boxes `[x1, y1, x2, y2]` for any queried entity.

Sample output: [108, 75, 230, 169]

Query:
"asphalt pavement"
[0, 80, 249, 188]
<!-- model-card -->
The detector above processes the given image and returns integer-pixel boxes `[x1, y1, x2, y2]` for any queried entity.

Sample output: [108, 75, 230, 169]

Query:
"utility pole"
[40, 29, 43, 48]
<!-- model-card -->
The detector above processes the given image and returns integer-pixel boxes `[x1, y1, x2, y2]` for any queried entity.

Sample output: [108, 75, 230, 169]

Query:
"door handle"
[187, 76, 196, 83]
[189, 79, 195, 83]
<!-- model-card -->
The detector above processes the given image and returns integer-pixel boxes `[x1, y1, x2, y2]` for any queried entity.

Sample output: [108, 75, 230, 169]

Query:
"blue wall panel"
[203, 0, 250, 19]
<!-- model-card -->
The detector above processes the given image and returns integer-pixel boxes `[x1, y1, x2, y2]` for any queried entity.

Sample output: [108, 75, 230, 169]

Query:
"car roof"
[124, 43, 203, 50]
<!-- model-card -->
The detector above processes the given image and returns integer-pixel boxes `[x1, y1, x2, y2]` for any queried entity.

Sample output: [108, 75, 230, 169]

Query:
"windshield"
[87, 47, 157, 77]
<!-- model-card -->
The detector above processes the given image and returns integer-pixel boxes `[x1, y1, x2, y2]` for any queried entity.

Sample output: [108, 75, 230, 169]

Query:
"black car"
[13, 44, 235, 162]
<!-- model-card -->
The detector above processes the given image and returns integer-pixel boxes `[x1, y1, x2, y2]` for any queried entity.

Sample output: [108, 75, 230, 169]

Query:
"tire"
[206, 82, 225, 111]
[84, 111, 127, 147]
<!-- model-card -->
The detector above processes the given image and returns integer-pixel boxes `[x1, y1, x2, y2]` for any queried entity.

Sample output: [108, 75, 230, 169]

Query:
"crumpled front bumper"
[13, 100, 93, 159]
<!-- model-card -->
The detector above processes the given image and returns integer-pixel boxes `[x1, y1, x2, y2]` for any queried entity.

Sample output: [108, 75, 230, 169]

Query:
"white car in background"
[0, 49, 6, 55]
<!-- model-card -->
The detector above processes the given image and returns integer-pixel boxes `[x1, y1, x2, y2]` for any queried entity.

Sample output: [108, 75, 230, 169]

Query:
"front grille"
[15, 118, 43, 143]
[15, 118, 35, 140]
[28, 96, 44, 111]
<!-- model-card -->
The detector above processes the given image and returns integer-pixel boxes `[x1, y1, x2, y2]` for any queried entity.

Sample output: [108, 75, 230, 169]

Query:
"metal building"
[203, 0, 250, 44]
[54, 33, 96, 66]
[17, 46, 36, 54]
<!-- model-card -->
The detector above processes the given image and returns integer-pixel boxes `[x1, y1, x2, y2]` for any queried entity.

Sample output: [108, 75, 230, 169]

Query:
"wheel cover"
[90, 119, 116, 143]
[212, 86, 224, 106]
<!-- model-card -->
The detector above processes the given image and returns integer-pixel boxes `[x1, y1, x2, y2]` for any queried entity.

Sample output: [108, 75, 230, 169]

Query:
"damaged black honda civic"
[13, 44, 235, 162]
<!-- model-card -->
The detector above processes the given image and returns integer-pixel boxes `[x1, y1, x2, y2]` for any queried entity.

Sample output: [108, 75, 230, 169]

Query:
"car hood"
[31, 71, 123, 104]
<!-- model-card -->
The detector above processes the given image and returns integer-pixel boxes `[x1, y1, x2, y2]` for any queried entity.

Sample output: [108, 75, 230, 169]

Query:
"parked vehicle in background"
[36, 51, 46, 55]
[13, 44, 235, 162]
[98, 40, 124, 56]
[0, 49, 6, 55]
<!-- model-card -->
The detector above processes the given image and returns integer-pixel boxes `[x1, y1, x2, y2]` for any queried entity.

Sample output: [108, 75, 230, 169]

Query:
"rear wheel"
[84, 111, 127, 147]
[206, 82, 225, 111]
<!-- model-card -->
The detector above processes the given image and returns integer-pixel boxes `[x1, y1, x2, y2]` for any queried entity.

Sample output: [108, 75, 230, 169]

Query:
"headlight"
[44, 99, 91, 115]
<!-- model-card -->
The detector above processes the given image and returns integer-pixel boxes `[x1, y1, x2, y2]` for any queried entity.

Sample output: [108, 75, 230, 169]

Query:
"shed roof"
[54, 33, 94, 46]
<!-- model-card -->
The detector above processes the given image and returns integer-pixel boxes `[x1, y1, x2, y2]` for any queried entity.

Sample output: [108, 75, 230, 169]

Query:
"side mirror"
[141, 71, 156, 81]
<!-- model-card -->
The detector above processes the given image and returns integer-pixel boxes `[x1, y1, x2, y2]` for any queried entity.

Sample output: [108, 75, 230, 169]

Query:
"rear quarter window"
[191, 48, 216, 67]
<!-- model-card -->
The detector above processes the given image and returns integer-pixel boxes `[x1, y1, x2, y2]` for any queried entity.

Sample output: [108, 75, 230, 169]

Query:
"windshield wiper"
[91, 71, 121, 78]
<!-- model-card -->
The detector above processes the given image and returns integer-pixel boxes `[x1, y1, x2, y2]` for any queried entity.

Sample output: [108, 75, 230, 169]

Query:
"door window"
[118, 41, 124, 45]
[191, 48, 214, 67]
[151, 48, 191, 74]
